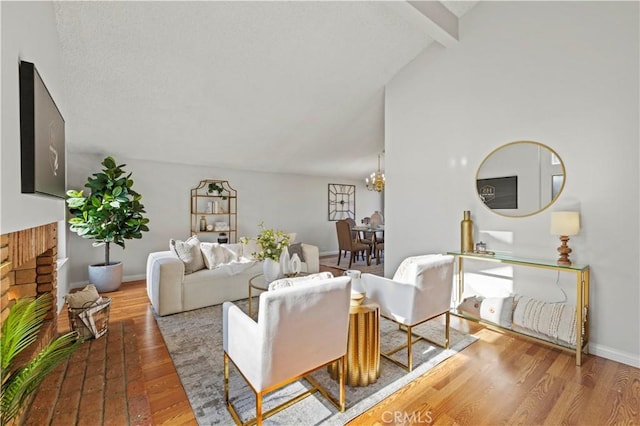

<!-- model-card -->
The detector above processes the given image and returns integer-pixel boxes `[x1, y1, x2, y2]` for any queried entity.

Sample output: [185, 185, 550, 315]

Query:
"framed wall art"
[328, 183, 355, 221]
[19, 61, 66, 199]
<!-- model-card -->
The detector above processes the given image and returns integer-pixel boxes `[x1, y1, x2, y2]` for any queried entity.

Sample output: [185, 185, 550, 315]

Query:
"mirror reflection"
[476, 141, 565, 217]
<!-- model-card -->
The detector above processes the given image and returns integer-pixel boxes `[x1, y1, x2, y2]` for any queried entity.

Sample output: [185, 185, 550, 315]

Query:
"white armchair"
[223, 276, 352, 425]
[361, 254, 454, 371]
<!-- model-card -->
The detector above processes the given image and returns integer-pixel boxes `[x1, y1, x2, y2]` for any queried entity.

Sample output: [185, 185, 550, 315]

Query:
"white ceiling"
[53, 1, 477, 179]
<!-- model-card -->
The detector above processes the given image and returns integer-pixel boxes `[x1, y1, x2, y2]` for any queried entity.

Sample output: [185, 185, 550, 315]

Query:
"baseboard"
[124, 273, 146, 282]
[68, 274, 147, 290]
[589, 343, 640, 368]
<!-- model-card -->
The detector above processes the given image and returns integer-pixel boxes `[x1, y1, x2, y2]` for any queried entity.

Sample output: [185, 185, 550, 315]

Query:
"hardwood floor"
[60, 279, 640, 425]
[57, 280, 197, 425]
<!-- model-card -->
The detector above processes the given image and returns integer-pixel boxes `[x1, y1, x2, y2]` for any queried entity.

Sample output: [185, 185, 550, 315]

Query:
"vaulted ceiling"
[53, 1, 477, 179]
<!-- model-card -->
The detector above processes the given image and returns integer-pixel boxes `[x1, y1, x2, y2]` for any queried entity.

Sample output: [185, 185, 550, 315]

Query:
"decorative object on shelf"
[206, 224, 214, 231]
[279, 245, 291, 276]
[550, 211, 580, 266]
[214, 222, 229, 231]
[66, 156, 150, 292]
[370, 211, 384, 228]
[206, 201, 213, 214]
[290, 253, 302, 276]
[328, 183, 355, 221]
[217, 232, 228, 244]
[281, 251, 303, 278]
[200, 216, 207, 231]
[365, 152, 385, 192]
[460, 210, 474, 253]
[475, 241, 487, 253]
[207, 182, 227, 199]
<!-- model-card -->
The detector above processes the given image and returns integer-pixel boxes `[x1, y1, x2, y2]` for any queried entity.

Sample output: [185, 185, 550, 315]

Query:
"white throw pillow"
[170, 236, 205, 274]
[480, 296, 514, 328]
[200, 242, 226, 269]
[457, 295, 483, 318]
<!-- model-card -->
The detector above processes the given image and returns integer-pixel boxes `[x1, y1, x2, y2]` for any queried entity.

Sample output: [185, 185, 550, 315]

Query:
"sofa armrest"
[301, 244, 320, 273]
[146, 251, 185, 316]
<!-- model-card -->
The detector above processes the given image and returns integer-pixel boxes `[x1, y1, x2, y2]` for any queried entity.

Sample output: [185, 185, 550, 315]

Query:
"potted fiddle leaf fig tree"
[66, 156, 150, 292]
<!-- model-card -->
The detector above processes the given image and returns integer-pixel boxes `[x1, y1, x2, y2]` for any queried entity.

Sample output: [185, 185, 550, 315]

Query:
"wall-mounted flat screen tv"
[19, 60, 66, 199]
[476, 175, 518, 209]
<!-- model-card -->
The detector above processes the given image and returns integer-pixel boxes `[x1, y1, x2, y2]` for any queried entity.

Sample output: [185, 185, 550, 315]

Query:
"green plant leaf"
[65, 156, 150, 265]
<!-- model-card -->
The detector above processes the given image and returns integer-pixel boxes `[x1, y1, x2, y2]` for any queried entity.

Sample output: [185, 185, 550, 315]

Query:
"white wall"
[66, 153, 382, 284]
[1, 2, 70, 311]
[385, 1, 639, 366]
[1, 2, 67, 233]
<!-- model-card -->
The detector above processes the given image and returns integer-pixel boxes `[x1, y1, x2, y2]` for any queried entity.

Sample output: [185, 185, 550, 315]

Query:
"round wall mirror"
[476, 141, 565, 217]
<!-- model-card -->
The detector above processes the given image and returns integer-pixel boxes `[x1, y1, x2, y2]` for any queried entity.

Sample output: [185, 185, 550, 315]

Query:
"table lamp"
[550, 211, 580, 266]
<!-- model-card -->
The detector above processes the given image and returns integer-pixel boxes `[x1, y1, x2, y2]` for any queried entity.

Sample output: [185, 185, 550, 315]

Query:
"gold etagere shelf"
[190, 180, 237, 243]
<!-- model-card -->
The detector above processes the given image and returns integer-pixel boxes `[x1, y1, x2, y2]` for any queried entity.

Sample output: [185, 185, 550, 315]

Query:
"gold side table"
[329, 300, 380, 387]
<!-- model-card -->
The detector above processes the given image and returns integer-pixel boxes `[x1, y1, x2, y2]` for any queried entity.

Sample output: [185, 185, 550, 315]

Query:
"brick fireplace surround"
[0, 222, 59, 424]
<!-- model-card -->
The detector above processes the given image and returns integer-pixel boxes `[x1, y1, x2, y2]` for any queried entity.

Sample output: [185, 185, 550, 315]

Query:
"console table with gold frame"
[447, 251, 590, 366]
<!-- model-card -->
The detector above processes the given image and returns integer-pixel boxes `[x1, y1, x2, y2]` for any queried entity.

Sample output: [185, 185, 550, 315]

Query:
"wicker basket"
[67, 297, 111, 339]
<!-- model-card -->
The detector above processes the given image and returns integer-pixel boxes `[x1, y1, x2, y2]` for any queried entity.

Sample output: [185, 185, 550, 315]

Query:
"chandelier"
[365, 153, 385, 192]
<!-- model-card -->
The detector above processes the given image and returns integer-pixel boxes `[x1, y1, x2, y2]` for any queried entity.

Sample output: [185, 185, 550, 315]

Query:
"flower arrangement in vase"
[241, 222, 291, 283]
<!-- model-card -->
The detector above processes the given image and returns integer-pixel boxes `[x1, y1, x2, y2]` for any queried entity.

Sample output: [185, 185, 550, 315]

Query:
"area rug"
[319, 254, 384, 276]
[155, 299, 477, 425]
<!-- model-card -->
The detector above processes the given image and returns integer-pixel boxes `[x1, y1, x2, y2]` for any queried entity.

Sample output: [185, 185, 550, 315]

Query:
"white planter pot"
[88, 262, 123, 293]
[262, 258, 281, 284]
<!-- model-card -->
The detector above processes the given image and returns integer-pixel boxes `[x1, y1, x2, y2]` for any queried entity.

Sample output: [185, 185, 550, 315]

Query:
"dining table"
[352, 226, 384, 257]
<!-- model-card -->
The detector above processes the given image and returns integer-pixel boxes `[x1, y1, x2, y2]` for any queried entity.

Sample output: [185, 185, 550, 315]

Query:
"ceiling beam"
[388, 1, 459, 47]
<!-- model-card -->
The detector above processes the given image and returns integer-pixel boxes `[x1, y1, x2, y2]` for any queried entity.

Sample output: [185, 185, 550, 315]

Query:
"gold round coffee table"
[247, 273, 309, 317]
[247, 274, 269, 318]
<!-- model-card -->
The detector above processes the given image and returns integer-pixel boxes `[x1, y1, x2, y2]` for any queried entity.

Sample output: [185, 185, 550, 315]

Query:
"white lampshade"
[550, 211, 580, 236]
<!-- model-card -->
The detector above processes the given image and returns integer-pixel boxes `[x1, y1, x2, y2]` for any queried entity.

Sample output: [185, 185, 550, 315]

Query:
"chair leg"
[366, 248, 371, 266]
[337, 250, 341, 266]
[407, 324, 413, 371]
[224, 353, 229, 404]
[256, 392, 263, 426]
[348, 251, 354, 268]
[339, 355, 346, 411]
[445, 311, 450, 349]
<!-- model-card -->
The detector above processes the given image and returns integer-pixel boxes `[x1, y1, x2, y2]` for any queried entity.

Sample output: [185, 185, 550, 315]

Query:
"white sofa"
[146, 243, 320, 316]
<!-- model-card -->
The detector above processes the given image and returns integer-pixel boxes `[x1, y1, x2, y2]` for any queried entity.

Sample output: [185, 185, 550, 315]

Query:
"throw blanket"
[513, 295, 577, 346]
[218, 259, 258, 276]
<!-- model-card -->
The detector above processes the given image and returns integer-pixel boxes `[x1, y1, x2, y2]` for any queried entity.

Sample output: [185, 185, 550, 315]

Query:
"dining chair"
[344, 217, 366, 260]
[336, 220, 371, 268]
[375, 242, 384, 265]
[361, 254, 454, 371]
